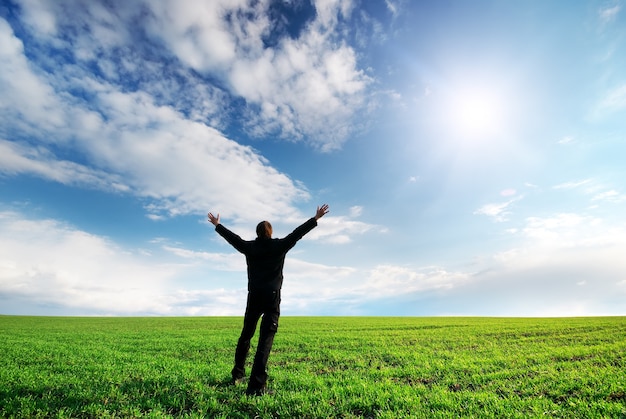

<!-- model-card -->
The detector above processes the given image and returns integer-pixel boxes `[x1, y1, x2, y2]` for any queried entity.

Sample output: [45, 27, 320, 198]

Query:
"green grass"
[1, 316, 625, 418]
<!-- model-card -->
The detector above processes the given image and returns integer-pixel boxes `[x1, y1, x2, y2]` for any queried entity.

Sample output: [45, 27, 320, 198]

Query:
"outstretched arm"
[208, 212, 220, 226]
[315, 204, 329, 220]
[269, 204, 330, 251]
[208, 212, 250, 254]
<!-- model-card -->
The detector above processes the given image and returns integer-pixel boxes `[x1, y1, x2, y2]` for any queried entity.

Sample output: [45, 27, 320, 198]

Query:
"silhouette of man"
[208, 204, 329, 396]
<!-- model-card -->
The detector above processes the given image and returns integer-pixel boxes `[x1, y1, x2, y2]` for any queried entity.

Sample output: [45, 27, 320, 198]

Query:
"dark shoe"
[231, 376, 244, 386]
[245, 386, 274, 396]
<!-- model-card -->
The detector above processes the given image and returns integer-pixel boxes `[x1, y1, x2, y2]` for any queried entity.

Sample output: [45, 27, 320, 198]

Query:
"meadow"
[1, 316, 625, 418]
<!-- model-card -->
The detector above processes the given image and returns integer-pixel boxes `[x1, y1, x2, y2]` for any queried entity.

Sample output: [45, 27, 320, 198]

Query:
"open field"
[1, 316, 625, 418]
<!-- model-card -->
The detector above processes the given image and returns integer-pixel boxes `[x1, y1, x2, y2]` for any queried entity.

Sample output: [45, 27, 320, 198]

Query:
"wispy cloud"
[592, 189, 626, 203]
[557, 136, 574, 145]
[385, 0, 400, 17]
[0, 140, 129, 192]
[349, 205, 363, 217]
[594, 84, 626, 117]
[599, 4, 621, 23]
[552, 179, 626, 205]
[500, 188, 517, 197]
[553, 179, 593, 189]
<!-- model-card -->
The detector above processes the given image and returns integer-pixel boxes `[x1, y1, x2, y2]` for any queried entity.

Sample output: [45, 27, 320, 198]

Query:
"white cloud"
[476, 214, 626, 315]
[494, 213, 624, 272]
[227, 24, 370, 150]
[2, 208, 625, 317]
[0, 1, 375, 222]
[0, 209, 272, 316]
[281, 263, 471, 315]
[521, 213, 601, 243]
[306, 214, 384, 243]
[285, 258, 357, 281]
[0, 18, 65, 131]
[18, 0, 58, 35]
[474, 197, 521, 222]
[163, 289, 246, 316]
[0, 211, 178, 315]
[0, 16, 311, 223]
[162, 246, 246, 272]
[14, 0, 371, 150]
[314, 0, 355, 28]
[371, 212, 625, 316]
[359, 265, 468, 297]
[144, 0, 239, 72]
[418, 209, 626, 315]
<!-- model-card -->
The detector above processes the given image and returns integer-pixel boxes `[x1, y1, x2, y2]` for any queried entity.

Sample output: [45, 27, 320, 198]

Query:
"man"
[207, 204, 329, 396]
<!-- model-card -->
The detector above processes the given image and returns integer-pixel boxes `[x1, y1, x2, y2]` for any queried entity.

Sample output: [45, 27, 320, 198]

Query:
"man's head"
[256, 221, 272, 239]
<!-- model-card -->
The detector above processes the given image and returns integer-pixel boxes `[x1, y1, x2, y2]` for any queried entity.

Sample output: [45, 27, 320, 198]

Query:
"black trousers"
[232, 289, 281, 390]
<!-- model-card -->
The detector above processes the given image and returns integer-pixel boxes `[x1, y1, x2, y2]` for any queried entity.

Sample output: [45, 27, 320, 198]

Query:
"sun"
[447, 86, 506, 140]
[424, 68, 524, 150]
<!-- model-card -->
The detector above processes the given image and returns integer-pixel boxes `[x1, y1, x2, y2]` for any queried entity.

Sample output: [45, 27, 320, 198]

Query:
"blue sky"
[1, 0, 625, 316]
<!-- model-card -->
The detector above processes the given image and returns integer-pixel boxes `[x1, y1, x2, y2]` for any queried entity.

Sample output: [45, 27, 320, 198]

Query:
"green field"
[1, 316, 625, 418]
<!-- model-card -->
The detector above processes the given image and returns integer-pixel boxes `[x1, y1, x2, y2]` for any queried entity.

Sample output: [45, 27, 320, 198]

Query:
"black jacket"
[215, 217, 318, 292]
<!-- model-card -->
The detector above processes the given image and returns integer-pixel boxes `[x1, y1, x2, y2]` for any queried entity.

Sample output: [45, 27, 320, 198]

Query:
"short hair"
[256, 221, 272, 239]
